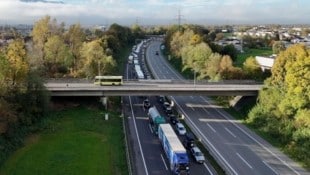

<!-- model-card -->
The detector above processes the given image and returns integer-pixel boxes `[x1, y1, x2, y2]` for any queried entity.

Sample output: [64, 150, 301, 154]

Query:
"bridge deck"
[45, 81, 263, 96]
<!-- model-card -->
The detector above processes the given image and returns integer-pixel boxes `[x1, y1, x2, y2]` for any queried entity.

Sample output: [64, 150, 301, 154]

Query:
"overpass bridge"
[46, 79, 263, 97]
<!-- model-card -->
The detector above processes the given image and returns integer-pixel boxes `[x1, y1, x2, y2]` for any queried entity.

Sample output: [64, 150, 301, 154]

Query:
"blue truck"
[158, 124, 190, 175]
[148, 106, 166, 134]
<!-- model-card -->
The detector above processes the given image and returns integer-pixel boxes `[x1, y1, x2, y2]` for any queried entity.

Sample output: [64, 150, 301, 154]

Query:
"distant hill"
[20, 0, 64, 4]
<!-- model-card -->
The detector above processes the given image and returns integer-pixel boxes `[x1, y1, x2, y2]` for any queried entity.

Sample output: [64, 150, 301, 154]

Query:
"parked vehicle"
[190, 146, 205, 164]
[158, 124, 190, 175]
[176, 123, 186, 135]
[148, 106, 166, 134]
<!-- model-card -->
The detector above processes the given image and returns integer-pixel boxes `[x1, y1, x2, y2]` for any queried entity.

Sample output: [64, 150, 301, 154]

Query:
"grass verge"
[235, 48, 273, 67]
[0, 106, 128, 175]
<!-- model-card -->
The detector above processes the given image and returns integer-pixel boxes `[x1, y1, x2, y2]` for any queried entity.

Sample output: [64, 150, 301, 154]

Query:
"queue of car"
[156, 95, 206, 164]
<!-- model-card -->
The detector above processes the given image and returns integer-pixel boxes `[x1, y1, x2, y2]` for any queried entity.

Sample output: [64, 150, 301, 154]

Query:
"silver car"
[190, 146, 205, 164]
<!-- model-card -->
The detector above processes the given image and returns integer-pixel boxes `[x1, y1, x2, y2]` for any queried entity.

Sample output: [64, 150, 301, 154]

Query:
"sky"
[0, 0, 309, 26]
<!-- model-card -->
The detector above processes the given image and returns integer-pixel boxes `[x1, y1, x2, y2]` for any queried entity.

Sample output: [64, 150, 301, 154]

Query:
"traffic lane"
[125, 61, 168, 175]
[123, 96, 148, 175]
[149, 96, 213, 175]
[147, 42, 217, 174]
[146, 42, 181, 80]
[174, 95, 278, 175]
[131, 96, 169, 175]
[195, 96, 304, 175]
[148, 41, 306, 174]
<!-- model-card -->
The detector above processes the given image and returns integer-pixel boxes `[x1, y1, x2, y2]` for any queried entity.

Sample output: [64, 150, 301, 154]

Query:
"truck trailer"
[148, 106, 166, 134]
[158, 124, 190, 175]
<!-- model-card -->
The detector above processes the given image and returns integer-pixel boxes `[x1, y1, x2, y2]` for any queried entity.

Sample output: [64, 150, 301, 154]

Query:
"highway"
[122, 40, 215, 175]
[146, 40, 309, 175]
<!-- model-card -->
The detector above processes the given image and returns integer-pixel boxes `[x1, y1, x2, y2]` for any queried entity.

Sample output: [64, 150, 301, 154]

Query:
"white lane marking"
[200, 96, 300, 175]
[204, 163, 214, 175]
[225, 127, 237, 138]
[148, 124, 153, 134]
[161, 154, 168, 170]
[236, 152, 253, 169]
[190, 106, 195, 111]
[171, 97, 239, 175]
[146, 43, 237, 175]
[263, 161, 279, 175]
[129, 96, 149, 175]
[202, 107, 210, 114]
[207, 123, 216, 133]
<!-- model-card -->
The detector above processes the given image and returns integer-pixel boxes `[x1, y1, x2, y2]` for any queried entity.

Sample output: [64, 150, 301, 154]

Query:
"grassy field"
[235, 48, 273, 67]
[0, 107, 127, 175]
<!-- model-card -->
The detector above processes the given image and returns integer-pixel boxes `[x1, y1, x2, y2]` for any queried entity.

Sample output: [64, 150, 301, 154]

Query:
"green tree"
[221, 44, 238, 61]
[0, 52, 10, 95]
[202, 53, 222, 80]
[243, 56, 263, 80]
[80, 39, 116, 77]
[181, 42, 212, 79]
[64, 24, 85, 73]
[44, 35, 72, 77]
[32, 15, 52, 61]
[248, 44, 310, 168]
[272, 41, 286, 54]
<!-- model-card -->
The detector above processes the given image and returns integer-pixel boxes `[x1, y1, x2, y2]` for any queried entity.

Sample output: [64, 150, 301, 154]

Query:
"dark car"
[143, 99, 151, 109]
[184, 132, 195, 148]
[155, 51, 159, 55]
[158, 95, 165, 104]
[170, 115, 179, 125]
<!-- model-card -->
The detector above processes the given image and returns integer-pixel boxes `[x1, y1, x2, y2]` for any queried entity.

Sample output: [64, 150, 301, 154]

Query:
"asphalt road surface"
[123, 40, 215, 175]
[145, 40, 308, 175]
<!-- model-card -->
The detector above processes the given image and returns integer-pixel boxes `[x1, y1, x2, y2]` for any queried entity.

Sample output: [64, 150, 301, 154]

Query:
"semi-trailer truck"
[148, 106, 166, 134]
[158, 124, 190, 175]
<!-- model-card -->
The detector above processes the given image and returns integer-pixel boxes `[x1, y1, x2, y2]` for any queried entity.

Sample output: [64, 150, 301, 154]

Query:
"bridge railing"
[46, 78, 263, 85]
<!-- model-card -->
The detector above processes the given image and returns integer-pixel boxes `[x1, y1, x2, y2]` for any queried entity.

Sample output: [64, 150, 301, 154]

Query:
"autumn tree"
[243, 56, 263, 80]
[202, 53, 222, 80]
[64, 24, 85, 73]
[80, 39, 116, 78]
[170, 29, 196, 57]
[6, 39, 29, 86]
[44, 35, 72, 77]
[181, 42, 212, 79]
[32, 15, 52, 61]
[248, 44, 310, 167]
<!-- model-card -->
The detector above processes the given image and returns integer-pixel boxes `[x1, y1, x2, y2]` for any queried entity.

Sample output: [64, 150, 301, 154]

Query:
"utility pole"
[177, 8, 181, 31]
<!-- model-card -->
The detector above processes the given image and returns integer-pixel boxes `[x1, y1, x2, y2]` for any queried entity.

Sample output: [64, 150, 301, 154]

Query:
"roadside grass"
[235, 48, 273, 67]
[0, 107, 128, 175]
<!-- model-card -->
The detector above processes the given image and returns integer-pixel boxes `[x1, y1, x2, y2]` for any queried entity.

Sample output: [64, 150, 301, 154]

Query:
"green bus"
[94, 76, 123, 85]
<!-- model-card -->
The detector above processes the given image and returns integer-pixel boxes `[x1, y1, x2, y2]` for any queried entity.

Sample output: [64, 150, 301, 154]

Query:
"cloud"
[0, 0, 309, 25]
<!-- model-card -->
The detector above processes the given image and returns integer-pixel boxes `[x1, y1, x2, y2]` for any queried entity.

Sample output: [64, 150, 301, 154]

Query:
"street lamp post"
[194, 70, 196, 87]
[98, 60, 101, 76]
